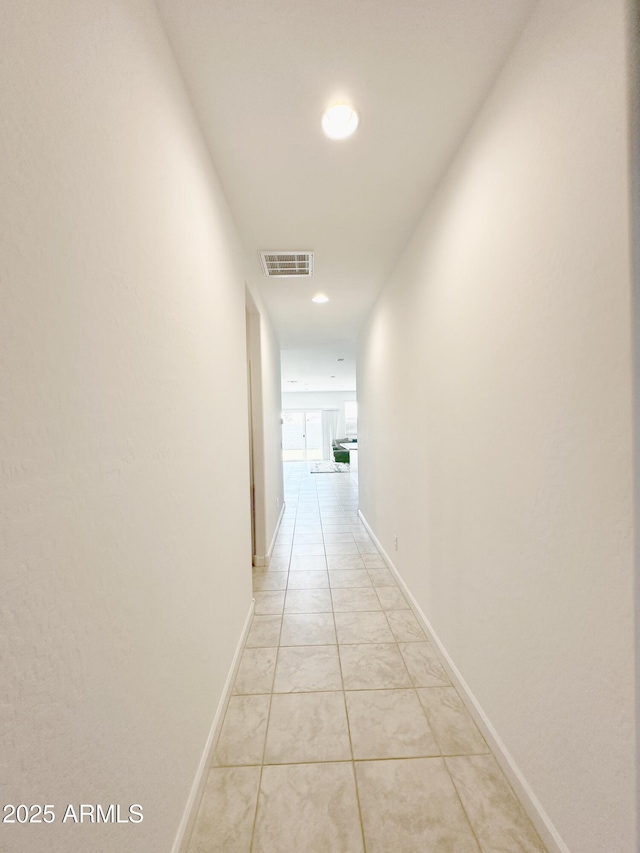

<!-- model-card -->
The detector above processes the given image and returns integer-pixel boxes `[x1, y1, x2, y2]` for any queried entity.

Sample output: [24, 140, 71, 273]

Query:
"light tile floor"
[187, 462, 547, 852]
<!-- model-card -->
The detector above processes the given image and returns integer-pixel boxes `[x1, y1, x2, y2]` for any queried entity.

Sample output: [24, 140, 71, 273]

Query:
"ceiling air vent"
[259, 251, 314, 278]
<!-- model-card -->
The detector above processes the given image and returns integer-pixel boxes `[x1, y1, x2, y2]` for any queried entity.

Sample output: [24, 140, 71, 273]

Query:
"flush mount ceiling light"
[312, 294, 329, 303]
[321, 104, 359, 140]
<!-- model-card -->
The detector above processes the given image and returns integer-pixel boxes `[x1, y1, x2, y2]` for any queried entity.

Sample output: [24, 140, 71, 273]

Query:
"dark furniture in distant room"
[332, 438, 357, 463]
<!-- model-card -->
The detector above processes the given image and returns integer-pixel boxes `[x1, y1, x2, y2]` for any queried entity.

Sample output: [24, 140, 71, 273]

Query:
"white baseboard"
[253, 501, 286, 568]
[358, 509, 570, 853]
[172, 600, 255, 853]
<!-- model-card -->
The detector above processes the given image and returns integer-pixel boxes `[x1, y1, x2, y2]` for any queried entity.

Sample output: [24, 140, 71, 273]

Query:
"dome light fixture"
[312, 294, 329, 303]
[321, 104, 359, 140]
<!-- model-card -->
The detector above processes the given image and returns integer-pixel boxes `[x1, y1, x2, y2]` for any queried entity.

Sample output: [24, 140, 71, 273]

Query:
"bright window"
[344, 401, 358, 437]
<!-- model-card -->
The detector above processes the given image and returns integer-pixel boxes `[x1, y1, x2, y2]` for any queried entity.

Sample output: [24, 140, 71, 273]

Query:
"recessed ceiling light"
[312, 294, 329, 303]
[321, 104, 359, 140]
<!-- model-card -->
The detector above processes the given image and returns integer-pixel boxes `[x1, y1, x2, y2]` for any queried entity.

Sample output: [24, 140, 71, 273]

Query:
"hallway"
[186, 464, 546, 852]
[2, 2, 636, 851]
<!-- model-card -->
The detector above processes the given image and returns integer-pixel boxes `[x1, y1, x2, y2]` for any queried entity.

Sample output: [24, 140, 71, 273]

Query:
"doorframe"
[245, 290, 267, 567]
[245, 308, 256, 562]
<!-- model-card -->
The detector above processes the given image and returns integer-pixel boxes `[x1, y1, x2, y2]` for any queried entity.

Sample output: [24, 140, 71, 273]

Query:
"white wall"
[247, 289, 285, 562]
[358, 1, 636, 851]
[282, 390, 357, 439]
[632, 0, 640, 835]
[0, 2, 254, 851]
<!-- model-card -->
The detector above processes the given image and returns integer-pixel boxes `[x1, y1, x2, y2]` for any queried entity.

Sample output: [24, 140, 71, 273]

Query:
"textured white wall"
[358, 1, 636, 851]
[631, 0, 640, 837]
[0, 1, 254, 851]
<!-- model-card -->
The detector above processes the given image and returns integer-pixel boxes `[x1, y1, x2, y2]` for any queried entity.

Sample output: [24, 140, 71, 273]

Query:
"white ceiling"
[157, 0, 534, 391]
[281, 345, 357, 393]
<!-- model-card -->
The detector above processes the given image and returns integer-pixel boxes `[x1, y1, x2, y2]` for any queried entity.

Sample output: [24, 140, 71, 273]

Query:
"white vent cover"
[259, 251, 314, 278]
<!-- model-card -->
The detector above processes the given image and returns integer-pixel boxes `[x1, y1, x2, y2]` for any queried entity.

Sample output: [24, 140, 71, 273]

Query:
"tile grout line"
[441, 755, 486, 853]
[322, 480, 369, 853]
[248, 506, 294, 853]
[213, 754, 499, 771]
[248, 474, 304, 851]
